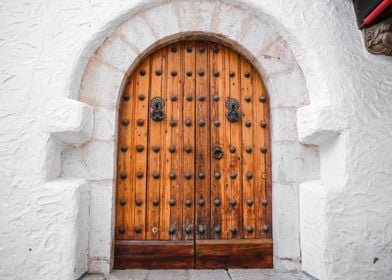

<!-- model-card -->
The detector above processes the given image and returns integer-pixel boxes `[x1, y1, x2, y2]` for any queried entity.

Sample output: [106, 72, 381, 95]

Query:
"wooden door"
[114, 41, 272, 269]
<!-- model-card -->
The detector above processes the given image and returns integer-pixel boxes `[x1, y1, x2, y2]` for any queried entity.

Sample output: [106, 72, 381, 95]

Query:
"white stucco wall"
[1, 1, 392, 280]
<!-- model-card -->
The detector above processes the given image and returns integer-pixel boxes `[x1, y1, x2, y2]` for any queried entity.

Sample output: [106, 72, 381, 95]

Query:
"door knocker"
[226, 97, 241, 122]
[150, 97, 165, 122]
[212, 146, 224, 160]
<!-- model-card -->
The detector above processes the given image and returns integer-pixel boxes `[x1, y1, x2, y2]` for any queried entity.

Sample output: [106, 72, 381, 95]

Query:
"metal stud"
[213, 95, 220, 101]
[261, 199, 268, 206]
[136, 145, 144, 152]
[198, 95, 205, 102]
[213, 71, 220, 77]
[122, 119, 129, 126]
[135, 226, 142, 234]
[169, 227, 176, 234]
[152, 146, 160, 153]
[171, 70, 177, 77]
[171, 46, 177, 52]
[246, 172, 253, 180]
[213, 47, 219, 53]
[213, 120, 220, 127]
[186, 70, 193, 77]
[155, 69, 162, 76]
[245, 96, 251, 102]
[185, 172, 192, 180]
[231, 226, 237, 234]
[198, 119, 206, 127]
[120, 145, 128, 152]
[185, 119, 192, 126]
[186, 95, 193, 101]
[120, 199, 126, 206]
[169, 146, 176, 153]
[135, 198, 142, 206]
[120, 172, 127, 180]
[140, 69, 146, 76]
[260, 146, 268, 153]
[198, 225, 205, 234]
[245, 120, 252, 127]
[136, 171, 143, 178]
[229, 146, 236, 153]
[169, 172, 176, 180]
[244, 71, 251, 78]
[170, 120, 177, 127]
[214, 225, 221, 234]
[198, 172, 205, 179]
[246, 146, 252, 153]
[230, 172, 237, 179]
[214, 199, 221, 206]
[184, 146, 192, 153]
[199, 47, 206, 53]
[185, 225, 192, 234]
[198, 69, 205, 76]
[214, 172, 221, 179]
[262, 225, 269, 232]
[123, 95, 130, 101]
[185, 199, 192, 207]
[171, 95, 177, 102]
[261, 121, 267, 128]
[137, 119, 145, 126]
[229, 71, 235, 77]
[153, 199, 160, 206]
[230, 199, 237, 207]
[259, 96, 267, 103]
[169, 199, 176, 206]
[186, 47, 193, 53]
[139, 94, 145, 101]
[198, 198, 205, 206]
[153, 172, 160, 179]
[247, 225, 254, 233]
[246, 199, 254, 206]
[118, 226, 125, 233]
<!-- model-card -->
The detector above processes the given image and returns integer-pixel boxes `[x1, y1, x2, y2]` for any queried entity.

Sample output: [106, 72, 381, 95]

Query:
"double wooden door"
[114, 41, 272, 269]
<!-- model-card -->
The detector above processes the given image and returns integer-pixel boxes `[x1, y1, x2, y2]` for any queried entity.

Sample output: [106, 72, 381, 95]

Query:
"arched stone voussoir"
[47, 99, 93, 144]
[297, 104, 346, 145]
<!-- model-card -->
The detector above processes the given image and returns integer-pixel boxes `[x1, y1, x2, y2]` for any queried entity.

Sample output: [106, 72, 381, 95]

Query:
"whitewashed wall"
[0, 1, 392, 280]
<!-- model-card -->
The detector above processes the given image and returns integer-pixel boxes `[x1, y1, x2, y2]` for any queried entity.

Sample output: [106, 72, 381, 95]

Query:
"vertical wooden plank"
[253, 71, 267, 238]
[209, 42, 225, 240]
[160, 46, 170, 240]
[240, 58, 256, 239]
[146, 49, 163, 240]
[195, 41, 211, 240]
[168, 43, 183, 240]
[123, 75, 137, 240]
[182, 41, 196, 241]
[221, 45, 231, 240]
[133, 58, 150, 240]
[228, 49, 242, 239]
[262, 79, 273, 239]
[115, 80, 132, 240]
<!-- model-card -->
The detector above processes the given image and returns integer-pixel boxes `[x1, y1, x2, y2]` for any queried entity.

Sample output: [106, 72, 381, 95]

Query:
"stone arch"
[55, 0, 339, 276]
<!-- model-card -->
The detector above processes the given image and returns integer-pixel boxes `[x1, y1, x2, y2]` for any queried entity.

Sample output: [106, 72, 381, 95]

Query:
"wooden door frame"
[113, 39, 273, 269]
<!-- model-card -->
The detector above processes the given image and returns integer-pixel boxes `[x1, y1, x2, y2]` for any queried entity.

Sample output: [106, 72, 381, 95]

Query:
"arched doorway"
[114, 40, 272, 269]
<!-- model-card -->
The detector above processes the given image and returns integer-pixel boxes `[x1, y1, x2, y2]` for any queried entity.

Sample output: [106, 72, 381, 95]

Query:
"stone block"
[97, 35, 138, 72]
[88, 181, 115, 259]
[93, 106, 116, 141]
[273, 184, 301, 260]
[271, 107, 298, 141]
[80, 59, 123, 109]
[83, 140, 115, 181]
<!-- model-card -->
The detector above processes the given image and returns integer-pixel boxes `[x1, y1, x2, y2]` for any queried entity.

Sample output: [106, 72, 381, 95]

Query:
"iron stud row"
[117, 224, 269, 234]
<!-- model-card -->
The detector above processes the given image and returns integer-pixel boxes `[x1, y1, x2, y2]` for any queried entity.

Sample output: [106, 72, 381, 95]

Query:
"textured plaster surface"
[1, 1, 392, 280]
